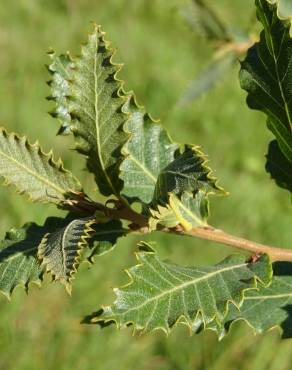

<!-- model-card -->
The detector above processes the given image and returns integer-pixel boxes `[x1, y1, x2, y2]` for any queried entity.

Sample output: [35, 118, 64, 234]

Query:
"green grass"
[0, 1, 291, 369]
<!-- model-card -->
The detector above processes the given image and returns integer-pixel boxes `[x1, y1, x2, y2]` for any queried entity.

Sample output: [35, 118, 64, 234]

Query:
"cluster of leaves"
[0, 0, 291, 340]
[240, 0, 292, 193]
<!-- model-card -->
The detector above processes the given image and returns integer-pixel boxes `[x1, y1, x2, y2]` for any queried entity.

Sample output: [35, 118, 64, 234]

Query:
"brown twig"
[67, 195, 292, 262]
[171, 225, 292, 262]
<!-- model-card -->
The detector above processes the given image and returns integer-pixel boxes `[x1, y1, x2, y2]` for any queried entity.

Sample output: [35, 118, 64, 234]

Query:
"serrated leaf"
[120, 97, 178, 204]
[0, 217, 65, 298]
[87, 219, 127, 260]
[153, 145, 223, 204]
[240, 0, 292, 167]
[38, 218, 95, 291]
[266, 140, 292, 192]
[0, 129, 81, 203]
[47, 51, 75, 135]
[92, 243, 272, 335]
[214, 261, 292, 339]
[148, 146, 223, 231]
[67, 25, 129, 197]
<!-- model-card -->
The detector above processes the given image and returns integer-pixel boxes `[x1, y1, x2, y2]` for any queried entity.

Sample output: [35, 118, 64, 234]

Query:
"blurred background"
[0, 0, 291, 369]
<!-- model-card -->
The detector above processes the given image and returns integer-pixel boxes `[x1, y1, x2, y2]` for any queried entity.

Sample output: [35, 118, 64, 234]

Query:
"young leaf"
[38, 217, 95, 291]
[0, 129, 81, 203]
[148, 202, 181, 230]
[266, 140, 292, 192]
[215, 262, 292, 339]
[0, 217, 65, 298]
[240, 0, 292, 180]
[168, 192, 209, 230]
[91, 243, 272, 335]
[47, 51, 75, 135]
[67, 25, 129, 197]
[149, 191, 209, 231]
[120, 97, 178, 204]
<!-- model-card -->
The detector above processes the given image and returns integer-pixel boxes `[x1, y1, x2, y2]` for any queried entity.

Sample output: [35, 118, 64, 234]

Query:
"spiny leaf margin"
[38, 217, 96, 292]
[0, 128, 82, 204]
[90, 243, 272, 336]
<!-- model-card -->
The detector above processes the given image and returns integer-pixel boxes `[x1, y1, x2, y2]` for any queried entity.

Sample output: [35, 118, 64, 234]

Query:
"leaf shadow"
[0, 217, 65, 263]
[81, 309, 115, 328]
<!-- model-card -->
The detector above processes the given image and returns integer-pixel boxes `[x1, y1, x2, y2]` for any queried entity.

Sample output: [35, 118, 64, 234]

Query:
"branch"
[172, 225, 292, 262]
[66, 196, 292, 262]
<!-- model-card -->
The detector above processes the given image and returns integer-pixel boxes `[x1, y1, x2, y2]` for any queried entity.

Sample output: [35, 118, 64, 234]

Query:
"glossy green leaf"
[91, 243, 272, 335]
[67, 25, 129, 197]
[266, 140, 292, 192]
[0, 129, 81, 203]
[153, 145, 223, 203]
[149, 146, 223, 230]
[38, 218, 95, 291]
[120, 97, 178, 204]
[240, 0, 292, 164]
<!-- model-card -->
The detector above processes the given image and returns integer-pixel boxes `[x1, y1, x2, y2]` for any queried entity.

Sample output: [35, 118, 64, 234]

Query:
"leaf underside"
[38, 218, 95, 290]
[91, 243, 272, 335]
[0, 128, 81, 203]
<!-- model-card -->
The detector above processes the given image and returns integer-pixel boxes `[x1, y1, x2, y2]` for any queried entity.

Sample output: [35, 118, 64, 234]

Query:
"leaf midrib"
[61, 221, 73, 276]
[116, 261, 247, 315]
[246, 292, 292, 300]
[0, 148, 66, 198]
[93, 34, 118, 196]
[128, 153, 157, 182]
